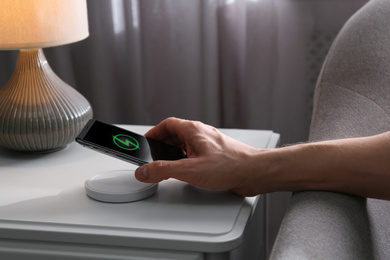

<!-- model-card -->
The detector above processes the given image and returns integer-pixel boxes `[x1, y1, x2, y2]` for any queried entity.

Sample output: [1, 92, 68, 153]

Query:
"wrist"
[235, 148, 286, 195]
[239, 143, 319, 195]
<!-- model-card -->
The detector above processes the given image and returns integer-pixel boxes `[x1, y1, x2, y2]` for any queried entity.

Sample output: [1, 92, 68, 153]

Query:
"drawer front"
[0, 240, 203, 260]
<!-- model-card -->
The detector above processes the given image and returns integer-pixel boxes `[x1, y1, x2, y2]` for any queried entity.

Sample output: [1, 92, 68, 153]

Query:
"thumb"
[135, 160, 183, 183]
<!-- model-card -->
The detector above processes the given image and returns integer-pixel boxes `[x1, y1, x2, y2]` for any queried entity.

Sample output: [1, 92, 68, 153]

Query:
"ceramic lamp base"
[0, 48, 93, 152]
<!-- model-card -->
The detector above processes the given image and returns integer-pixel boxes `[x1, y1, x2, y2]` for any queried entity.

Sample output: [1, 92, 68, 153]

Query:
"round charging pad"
[85, 170, 158, 203]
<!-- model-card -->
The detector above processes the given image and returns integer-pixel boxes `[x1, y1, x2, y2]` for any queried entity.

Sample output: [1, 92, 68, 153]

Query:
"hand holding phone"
[76, 119, 186, 166]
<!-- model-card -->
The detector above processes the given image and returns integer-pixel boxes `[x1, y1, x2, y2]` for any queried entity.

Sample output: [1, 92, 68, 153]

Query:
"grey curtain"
[0, 0, 368, 145]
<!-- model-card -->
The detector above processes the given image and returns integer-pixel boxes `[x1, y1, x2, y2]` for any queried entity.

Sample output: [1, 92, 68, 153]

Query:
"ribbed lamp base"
[0, 48, 93, 152]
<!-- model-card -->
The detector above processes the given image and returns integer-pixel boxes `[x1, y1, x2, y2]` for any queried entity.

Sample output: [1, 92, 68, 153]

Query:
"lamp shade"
[0, 0, 89, 50]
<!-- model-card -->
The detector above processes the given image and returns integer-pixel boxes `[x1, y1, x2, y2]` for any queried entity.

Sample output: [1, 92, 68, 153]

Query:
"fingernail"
[137, 165, 148, 180]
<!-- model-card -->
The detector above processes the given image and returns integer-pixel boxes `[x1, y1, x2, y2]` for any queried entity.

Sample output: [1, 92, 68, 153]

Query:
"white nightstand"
[0, 125, 279, 260]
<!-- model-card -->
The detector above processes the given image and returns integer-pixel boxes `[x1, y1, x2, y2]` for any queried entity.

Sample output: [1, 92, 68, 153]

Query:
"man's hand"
[134, 117, 263, 196]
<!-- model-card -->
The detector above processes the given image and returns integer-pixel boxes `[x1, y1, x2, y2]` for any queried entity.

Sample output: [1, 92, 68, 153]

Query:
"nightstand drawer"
[0, 240, 202, 260]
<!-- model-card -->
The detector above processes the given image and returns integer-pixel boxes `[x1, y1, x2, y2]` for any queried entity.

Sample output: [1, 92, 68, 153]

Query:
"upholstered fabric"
[270, 0, 390, 259]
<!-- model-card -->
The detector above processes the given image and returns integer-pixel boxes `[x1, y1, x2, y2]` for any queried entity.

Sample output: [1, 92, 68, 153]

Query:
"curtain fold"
[0, 0, 368, 144]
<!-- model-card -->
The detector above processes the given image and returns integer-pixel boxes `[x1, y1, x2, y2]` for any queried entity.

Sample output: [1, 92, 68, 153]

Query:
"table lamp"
[0, 0, 93, 153]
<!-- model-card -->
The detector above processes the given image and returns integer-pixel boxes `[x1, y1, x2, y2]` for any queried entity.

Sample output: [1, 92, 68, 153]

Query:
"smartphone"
[76, 119, 186, 166]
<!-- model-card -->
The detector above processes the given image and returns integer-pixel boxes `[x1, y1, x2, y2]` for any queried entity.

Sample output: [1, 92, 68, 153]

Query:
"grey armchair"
[270, 0, 390, 259]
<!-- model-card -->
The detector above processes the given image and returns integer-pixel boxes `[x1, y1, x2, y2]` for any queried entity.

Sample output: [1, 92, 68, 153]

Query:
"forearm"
[246, 132, 390, 200]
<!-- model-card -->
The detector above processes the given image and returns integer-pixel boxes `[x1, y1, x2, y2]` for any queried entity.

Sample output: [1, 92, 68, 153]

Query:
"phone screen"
[77, 120, 185, 165]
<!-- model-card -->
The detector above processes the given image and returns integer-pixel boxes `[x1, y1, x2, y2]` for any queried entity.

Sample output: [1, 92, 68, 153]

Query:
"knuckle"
[166, 116, 178, 122]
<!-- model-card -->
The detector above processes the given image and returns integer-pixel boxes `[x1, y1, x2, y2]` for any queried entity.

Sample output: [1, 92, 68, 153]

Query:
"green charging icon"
[113, 134, 140, 151]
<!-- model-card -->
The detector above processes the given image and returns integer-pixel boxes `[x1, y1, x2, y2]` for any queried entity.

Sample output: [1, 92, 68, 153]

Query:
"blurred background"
[0, 0, 369, 252]
[0, 0, 369, 145]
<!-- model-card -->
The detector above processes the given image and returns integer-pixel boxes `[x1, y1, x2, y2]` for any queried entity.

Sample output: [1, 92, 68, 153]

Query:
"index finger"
[145, 117, 187, 146]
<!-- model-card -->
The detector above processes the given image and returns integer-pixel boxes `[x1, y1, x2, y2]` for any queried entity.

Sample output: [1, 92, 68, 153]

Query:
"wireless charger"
[85, 170, 158, 203]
